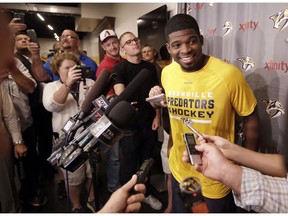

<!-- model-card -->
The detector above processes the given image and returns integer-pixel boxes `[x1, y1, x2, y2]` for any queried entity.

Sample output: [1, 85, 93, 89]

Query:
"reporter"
[99, 174, 146, 213]
[182, 136, 288, 213]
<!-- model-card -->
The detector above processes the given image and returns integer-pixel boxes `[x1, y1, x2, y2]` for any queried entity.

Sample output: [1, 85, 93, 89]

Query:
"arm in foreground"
[182, 138, 288, 213]
[98, 174, 146, 213]
[200, 134, 287, 177]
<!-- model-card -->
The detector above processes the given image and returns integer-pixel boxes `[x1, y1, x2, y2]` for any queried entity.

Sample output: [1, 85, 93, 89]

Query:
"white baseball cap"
[99, 29, 117, 43]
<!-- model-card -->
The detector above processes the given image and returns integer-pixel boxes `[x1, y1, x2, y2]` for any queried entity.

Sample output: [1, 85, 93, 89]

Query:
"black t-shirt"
[112, 60, 159, 129]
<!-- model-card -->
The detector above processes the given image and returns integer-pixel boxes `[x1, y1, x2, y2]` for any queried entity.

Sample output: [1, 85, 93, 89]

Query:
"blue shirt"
[44, 53, 98, 81]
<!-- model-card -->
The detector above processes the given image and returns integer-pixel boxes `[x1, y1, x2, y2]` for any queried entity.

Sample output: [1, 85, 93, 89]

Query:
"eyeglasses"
[60, 35, 78, 40]
[122, 37, 140, 48]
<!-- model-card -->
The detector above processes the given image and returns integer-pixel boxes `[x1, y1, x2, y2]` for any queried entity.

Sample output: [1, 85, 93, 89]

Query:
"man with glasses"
[112, 32, 162, 211]
[28, 29, 98, 82]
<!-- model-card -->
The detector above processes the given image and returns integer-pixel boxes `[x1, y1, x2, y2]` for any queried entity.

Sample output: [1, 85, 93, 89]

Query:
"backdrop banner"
[178, 3, 288, 154]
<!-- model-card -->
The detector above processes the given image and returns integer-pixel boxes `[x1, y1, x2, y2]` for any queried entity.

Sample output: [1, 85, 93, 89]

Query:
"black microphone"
[89, 100, 136, 149]
[78, 69, 112, 119]
[60, 100, 136, 172]
[67, 70, 112, 139]
[104, 68, 150, 115]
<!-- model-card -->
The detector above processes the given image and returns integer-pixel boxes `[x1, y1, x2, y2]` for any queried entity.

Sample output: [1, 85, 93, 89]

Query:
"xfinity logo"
[264, 60, 288, 73]
[239, 20, 259, 32]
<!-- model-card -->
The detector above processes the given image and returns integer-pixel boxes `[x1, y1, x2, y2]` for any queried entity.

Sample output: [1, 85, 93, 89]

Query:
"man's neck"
[63, 46, 79, 55]
[107, 53, 121, 61]
[17, 49, 31, 58]
[127, 54, 141, 64]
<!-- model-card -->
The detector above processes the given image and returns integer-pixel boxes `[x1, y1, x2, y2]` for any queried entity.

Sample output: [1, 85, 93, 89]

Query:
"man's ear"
[120, 47, 126, 55]
[200, 35, 204, 46]
[101, 44, 105, 51]
[166, 42, 171, 54]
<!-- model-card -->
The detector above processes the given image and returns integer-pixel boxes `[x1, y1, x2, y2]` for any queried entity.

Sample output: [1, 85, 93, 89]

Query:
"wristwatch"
[13, 140, 25, 145]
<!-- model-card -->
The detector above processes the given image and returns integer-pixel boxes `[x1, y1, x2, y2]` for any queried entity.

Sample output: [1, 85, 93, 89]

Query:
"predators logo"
[261, 99, 285, 119]
[223, 21, 233, 36]
[269, 9, 288, 31]
[237, 56, 255, 72]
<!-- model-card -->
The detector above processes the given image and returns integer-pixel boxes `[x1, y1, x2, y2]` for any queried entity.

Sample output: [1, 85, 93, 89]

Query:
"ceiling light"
[37, 13, 45, 21]
[47, 25, 54, 30]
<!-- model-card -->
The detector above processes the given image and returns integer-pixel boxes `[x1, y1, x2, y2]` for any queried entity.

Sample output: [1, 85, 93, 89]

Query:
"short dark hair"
[165, 14, 200, 40]
[14, 31, 28, 37]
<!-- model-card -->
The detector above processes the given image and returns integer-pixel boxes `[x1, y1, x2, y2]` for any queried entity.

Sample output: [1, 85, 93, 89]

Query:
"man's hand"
[198, 134, 236, 160]
[27, 42, 41, 57]
[98, 174, 146, 213]
[148, 85, 167, 108]
[14, 144, 28, 159]
[8, 18, 26, 34]
[182, 138, 236, 183]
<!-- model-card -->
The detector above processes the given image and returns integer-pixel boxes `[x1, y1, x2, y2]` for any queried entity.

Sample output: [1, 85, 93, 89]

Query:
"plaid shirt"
[233, 166, 288, 213]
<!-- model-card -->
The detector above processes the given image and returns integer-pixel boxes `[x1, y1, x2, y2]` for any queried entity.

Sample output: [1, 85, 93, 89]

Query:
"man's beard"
[63, 45, 72, 51]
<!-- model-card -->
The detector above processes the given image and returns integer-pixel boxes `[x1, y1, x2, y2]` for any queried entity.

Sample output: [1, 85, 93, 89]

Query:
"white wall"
[81, 3, 177, 63]
[38, 38, 57, 60]
[38, 3, 178, 63]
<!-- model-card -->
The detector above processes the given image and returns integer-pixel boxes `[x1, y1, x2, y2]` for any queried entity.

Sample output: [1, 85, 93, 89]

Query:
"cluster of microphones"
[46, 67, 209, 209]
[47, 68, 151, 172]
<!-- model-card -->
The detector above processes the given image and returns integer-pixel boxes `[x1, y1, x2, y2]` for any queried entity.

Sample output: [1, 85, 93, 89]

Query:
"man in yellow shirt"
[149, 13, 260, 213]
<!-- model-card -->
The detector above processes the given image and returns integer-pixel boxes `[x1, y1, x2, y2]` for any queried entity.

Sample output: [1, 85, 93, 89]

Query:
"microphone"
[89, 100, 136, 148]
[60, 100, 136, 172]
[79, 69, 112, 119]
[104, 68, 151, 115]
[67, 70, 113, 139]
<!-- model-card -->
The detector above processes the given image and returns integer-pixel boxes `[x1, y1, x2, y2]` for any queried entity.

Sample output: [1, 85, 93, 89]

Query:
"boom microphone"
[104, 68, 151, 115]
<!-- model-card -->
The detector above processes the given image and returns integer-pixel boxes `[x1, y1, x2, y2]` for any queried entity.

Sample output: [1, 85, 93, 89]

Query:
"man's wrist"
[13, 139, 25, 145]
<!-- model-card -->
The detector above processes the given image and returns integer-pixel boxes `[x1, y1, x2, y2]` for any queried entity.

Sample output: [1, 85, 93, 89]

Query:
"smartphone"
[14, 12, 25, 24]
[77, 66, 93, 79]
[183, 133, 202, 165]
[145, 93, 166, 106]
[26, 29, 40, 47]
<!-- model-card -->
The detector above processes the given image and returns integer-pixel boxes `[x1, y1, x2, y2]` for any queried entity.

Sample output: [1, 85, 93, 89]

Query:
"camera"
[76, 65, 93, 80]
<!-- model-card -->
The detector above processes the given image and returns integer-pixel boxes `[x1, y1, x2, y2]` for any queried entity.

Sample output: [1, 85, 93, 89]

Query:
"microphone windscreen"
[108, 101, 136, 128]
[105, 68, 150, 115]
[81, 69, 111, 114]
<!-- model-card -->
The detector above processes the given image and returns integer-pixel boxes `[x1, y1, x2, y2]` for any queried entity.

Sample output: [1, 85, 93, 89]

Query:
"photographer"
[182, 135, 288, 213]
[42, 51, 95, 213]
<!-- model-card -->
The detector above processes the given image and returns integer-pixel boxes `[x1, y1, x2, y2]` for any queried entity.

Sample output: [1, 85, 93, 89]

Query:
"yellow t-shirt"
[162, 56, 257, 199]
